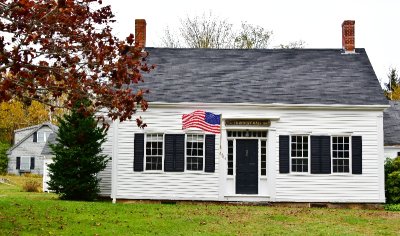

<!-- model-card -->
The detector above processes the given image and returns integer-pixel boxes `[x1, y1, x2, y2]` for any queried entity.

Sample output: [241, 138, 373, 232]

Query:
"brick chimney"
[342, 20, 355, 53]
[135, 19, 146, 49]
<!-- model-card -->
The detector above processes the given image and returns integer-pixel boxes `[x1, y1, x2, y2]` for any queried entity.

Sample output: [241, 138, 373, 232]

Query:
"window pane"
[303, 150, 308, 157]
[333, 151, 337, 158]
[297, 150, 302, 157]
[332, 137, 337, 143]
[303, 136, 308, 144]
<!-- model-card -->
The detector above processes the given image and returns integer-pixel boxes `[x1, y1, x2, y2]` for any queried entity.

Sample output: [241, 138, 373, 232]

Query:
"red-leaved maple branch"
[0, 0, 153, 127]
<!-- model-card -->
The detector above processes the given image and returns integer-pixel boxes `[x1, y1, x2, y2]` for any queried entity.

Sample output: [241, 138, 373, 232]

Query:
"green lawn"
[1, 182, 400, 235]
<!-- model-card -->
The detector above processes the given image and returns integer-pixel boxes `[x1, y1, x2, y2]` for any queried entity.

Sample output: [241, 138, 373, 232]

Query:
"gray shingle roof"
[41, 133, 57, 155]
[137, 48, 387, 105]
[384, 101, 400, 146]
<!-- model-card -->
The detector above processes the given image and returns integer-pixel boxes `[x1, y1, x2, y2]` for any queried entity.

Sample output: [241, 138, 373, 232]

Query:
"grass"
[1, 173, 43, 190]
[1, 177, 400, 235]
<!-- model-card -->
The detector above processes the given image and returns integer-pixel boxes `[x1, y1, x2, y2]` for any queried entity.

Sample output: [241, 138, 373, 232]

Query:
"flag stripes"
[182, 110, 220, 134]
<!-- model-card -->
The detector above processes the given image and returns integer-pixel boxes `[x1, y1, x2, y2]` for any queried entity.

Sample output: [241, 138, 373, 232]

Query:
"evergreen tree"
[384, 68, 399, 100]
[48, 103, 109, 201]
[0, 142, 10, 174]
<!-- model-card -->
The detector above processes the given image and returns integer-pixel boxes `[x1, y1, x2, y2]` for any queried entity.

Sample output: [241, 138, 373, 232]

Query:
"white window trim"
[185, 134, 205, 172]
[331, 135, 352, 175]
[143, 133, 164, 172]
[289, 135, 310, 174]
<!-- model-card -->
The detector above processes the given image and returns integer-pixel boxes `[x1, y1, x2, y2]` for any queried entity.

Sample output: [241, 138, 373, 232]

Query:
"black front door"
[236, 139, 258, 194]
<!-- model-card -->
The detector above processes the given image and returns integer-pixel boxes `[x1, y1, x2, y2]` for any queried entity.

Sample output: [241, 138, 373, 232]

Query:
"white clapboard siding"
[111, 105, 384, 202]
[98, 123, 113, 197]
[273, 109, 383, 203]
[115, 108, 220, 201]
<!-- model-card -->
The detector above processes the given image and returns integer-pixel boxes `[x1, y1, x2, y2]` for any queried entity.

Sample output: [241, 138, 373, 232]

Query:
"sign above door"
[225, 119, 271, 127]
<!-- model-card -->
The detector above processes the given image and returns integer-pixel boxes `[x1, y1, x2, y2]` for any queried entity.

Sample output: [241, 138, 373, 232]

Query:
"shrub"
[22, 179, 41, 192]
[385, 204, 400, 211]
[385, 157, 400, 204]
[0, 142, 10, 174]
[22, 173, 42, 178]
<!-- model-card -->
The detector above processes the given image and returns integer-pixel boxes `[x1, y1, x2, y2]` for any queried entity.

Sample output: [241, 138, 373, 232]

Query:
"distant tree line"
[161, 12, 305, 49]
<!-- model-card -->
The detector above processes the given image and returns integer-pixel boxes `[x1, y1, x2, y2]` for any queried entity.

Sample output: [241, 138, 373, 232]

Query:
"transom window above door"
[227, 130, 267, 138]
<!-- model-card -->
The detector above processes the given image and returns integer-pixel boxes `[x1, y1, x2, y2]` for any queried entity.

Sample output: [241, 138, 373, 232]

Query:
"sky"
[103, 0, 399, 85]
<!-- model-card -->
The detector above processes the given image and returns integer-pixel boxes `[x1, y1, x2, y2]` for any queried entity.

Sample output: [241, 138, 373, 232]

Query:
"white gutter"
[146, 102, 390, 111]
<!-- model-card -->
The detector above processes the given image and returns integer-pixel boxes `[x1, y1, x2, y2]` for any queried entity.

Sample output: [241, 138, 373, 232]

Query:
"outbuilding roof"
[138, 48, 387, 106]
[384, 101, 400, 146]
[41, 133, 57, 156]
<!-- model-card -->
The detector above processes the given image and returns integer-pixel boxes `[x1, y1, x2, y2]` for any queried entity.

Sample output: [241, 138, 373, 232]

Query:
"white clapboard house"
[100, 20, 389, 204]
[7, 122, 57, 175]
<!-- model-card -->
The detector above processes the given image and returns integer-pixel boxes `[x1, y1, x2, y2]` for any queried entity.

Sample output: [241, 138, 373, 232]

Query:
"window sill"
[139, 171, 215, 175]
[224, 194, 270, 198]
[281, 173, 355, 176]
[331, 173, 353, 176]
[287, 173, 310, 176]
[142, 171, 165, 174]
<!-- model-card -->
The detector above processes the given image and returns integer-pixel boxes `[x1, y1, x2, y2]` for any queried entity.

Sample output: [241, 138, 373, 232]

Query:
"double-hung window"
[332, 136, 350, 173]
[290, 135, 309, 173]
[186, 134, 204, 171]
[36, 131, 51, 143]
[145, 134, 163, 171]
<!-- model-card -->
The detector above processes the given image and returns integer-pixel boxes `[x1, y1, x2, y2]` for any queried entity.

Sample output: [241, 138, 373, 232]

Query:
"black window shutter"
[311, 136, 331, 174]
[30, 157, 35, 170]
[16, 156, 20, 170]
[133, 133, 144, 171]
[174, 135, 185, 171]
[164, 134, 185, 172]
[279, 135, 290, 173]
[352, 136, 362, 174]
[33, 132, 37, 142]
[204, 134, 215, 172]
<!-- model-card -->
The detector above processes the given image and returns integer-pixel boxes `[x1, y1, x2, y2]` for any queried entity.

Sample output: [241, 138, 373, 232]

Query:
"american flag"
[182, 110, 221, 134]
